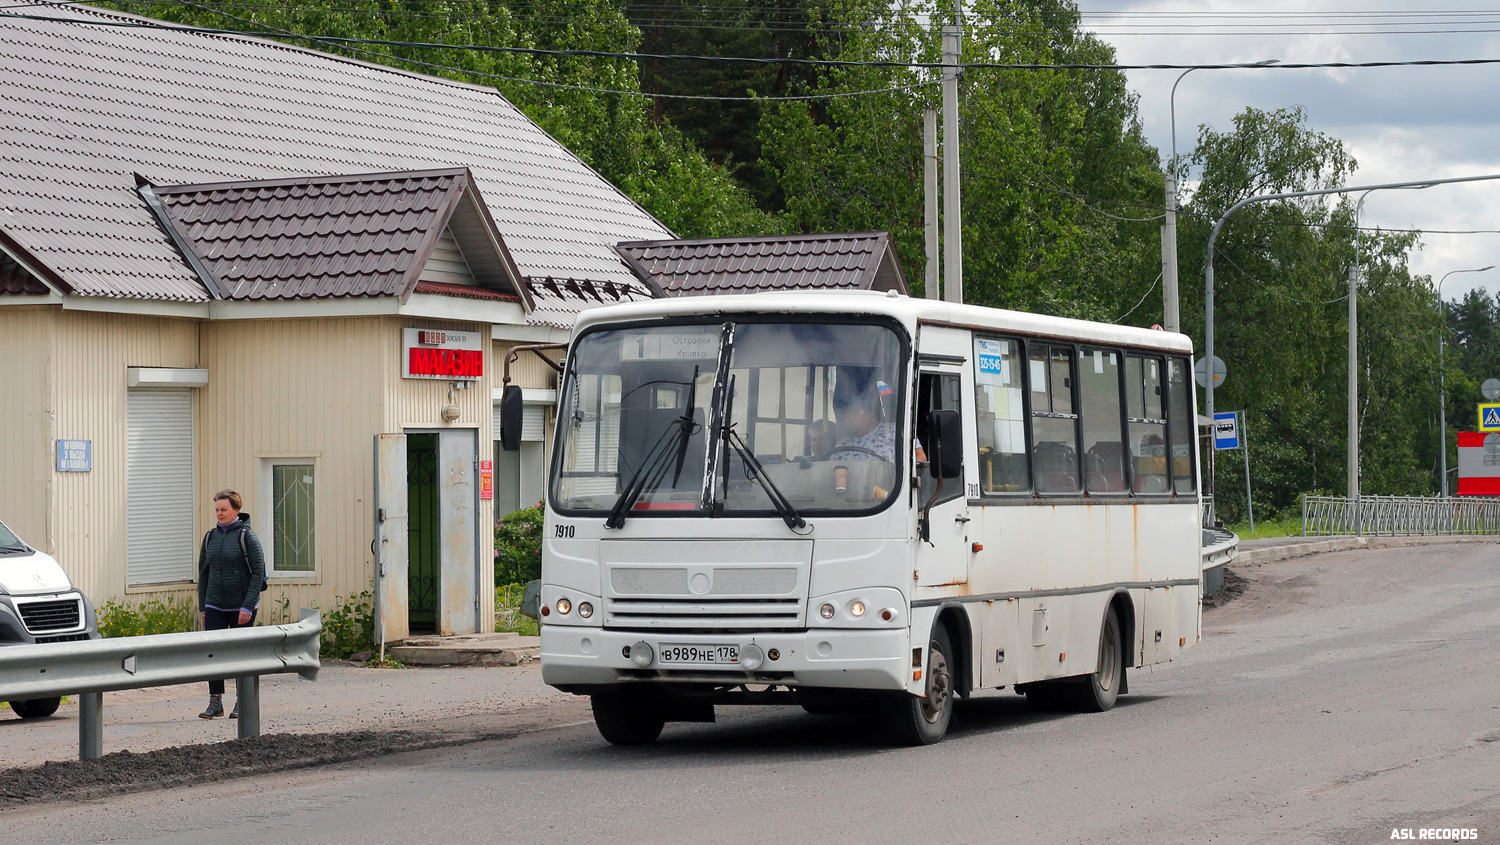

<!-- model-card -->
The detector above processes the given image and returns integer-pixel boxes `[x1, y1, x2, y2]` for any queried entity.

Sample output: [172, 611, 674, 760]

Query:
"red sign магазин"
[408, 347, 483, 378]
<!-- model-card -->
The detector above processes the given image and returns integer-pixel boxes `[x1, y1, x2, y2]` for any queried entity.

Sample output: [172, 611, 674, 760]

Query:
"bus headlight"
[849, 600, 866, 617]
[819, 603, 837, 620]
[577, 602, 593, 618]
[556, 597, 572, 615]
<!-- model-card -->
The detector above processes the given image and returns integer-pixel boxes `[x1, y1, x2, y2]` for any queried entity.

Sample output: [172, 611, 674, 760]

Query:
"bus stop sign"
[1213, 412, 1241, 450]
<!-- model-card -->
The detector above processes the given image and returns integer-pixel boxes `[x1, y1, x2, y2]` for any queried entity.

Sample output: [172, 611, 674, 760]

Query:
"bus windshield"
[552, 319, 907, 518]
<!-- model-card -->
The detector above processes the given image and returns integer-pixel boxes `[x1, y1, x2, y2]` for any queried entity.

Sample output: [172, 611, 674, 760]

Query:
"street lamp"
[1202, 171, 1500, 511]
[1163, 59, 1279, 334]
[1437, 265, 1494, 498]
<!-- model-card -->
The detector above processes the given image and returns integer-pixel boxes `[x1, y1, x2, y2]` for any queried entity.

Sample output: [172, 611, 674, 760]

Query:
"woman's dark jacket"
[197, 513, 266, 615]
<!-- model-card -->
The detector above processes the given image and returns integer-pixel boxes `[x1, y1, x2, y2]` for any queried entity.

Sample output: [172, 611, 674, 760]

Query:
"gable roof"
[146, 168, 527, 305]
[0, 2, 670, 323]
[615, 231, 909, 298]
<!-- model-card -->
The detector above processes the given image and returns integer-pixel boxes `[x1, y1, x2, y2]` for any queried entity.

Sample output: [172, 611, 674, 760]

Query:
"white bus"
[538, 291, 1202, 745]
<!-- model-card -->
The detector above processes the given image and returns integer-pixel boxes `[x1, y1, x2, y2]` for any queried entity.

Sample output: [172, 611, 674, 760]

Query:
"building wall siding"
[50, 310, 199, 603]
[386, 318, 495, 631]
[0, 307, 56, 558]
[198, 316, 388, 623]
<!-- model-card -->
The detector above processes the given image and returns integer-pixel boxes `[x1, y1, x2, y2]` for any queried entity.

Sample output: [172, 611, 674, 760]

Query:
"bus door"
[913, 329, 970, 589]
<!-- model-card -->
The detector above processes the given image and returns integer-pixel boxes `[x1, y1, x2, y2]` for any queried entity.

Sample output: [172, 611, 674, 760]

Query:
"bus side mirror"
[929, 408, 962, 479]
[499, 385, 524, 452]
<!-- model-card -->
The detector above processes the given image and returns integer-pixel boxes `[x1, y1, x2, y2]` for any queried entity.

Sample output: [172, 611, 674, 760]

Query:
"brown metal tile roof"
[615, 231, 908, 298]
[0, 2, 667, 323]
[0, 249, 51, 295]
[524, 276, 655, 328]
[148, 168, 527, 303]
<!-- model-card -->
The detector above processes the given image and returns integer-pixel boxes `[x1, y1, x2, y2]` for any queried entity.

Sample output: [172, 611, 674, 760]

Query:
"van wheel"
[880, 625, 954, 746]
[10, 697, 61, 719]
[591, 692, 665, 745]
[1066, 606, 1123, 712]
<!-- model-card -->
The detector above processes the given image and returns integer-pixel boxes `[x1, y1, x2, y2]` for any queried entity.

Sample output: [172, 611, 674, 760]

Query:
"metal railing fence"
[1200, 495, 1217, 529]
[1302, 495, 1500, 536]
[0, 609, 320, 760]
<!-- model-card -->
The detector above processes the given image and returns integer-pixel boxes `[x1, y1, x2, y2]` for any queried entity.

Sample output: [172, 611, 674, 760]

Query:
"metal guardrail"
[1302, 495, 1500, 536]
[0, 608, 321, 760]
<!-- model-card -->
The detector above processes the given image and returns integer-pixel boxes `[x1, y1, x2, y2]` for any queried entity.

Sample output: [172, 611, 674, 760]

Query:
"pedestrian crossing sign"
[1481, 404, 1500, 432]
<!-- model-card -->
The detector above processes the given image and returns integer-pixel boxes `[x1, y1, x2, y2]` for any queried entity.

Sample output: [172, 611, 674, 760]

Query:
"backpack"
[201, 526, 268, 592]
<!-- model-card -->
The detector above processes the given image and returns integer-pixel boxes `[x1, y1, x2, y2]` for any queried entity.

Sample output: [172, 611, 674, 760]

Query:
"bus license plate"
[658, 643, 739, 664]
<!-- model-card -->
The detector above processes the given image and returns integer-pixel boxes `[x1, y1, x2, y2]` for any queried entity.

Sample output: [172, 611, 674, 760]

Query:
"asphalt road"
[7, 542, 1499, 844]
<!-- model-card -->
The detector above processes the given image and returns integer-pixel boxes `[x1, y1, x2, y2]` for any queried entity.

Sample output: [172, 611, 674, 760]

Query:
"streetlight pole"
[1164, 60, 1277, 334]
[1202, 172, 1500, 508]
[1437, 265, 1494, 497]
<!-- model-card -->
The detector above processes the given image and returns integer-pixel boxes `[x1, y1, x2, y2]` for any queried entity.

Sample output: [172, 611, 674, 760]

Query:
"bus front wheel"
[1066, 605, 1124, 712]
[880, 625, 954, 746]
[591, 692, 665, 745]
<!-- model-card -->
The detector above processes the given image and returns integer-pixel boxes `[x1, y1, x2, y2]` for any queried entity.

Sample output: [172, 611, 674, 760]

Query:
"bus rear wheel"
[591, 692, 665, 745]
[880, 625, 954, 746]
[1065, 606, 1124, 713]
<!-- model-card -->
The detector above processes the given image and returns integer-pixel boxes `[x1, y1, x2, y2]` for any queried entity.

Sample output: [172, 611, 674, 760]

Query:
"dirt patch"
[0, 727, 516, 808]
[1201, 566, 1248, 610]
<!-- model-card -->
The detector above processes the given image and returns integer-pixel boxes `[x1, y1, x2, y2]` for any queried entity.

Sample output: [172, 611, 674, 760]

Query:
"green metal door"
[406, 434, 439, 632]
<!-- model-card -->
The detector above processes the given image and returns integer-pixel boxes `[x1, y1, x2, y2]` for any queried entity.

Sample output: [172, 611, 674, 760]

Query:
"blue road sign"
[1213, 412, 1241, 450]
[1482, 404, 1500, 432]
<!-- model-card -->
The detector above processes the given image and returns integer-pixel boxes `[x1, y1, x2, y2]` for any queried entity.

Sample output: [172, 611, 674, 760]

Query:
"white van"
[0, 517, 100, 718]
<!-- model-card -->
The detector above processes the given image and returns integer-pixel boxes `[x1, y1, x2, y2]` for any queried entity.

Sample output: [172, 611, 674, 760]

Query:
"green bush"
[97, 596, 197, 638]
[321, 591, 375, 659]
[495, 503, 544, 587]
[495, 583, 539, 636]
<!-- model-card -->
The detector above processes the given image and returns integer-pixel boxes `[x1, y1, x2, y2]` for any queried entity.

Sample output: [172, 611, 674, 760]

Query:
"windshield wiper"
[604, 398, 701, 530]
[716, 374, 805, 531]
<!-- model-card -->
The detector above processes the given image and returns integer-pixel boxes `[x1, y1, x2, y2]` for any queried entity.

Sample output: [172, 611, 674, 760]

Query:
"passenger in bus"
[807, 419, 836, 460]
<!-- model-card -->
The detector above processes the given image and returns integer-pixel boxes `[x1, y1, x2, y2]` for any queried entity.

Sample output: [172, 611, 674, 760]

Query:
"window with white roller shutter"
[126, 389, 196, 585]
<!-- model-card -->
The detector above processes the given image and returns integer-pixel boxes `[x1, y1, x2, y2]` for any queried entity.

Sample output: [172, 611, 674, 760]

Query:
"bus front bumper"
[540, 626, 911, 692]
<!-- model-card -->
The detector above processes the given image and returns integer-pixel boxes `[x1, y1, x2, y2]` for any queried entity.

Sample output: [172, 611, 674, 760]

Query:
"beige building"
[0, 6, 667, 640]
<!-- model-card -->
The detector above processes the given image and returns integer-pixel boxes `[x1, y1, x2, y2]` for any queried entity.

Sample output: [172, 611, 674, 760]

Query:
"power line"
[15, 9, 1500, 72]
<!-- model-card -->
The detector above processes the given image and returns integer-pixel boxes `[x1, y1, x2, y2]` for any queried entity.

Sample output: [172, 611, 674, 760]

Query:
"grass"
[494, 584, 539, 636]
[1223, 514, 1304, 540]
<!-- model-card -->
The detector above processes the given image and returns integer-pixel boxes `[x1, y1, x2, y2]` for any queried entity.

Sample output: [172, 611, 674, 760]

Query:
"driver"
[830, 386, 896, 461]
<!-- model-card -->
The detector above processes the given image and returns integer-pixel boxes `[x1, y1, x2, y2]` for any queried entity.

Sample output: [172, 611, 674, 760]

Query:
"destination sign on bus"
[619, 330, 719, 360]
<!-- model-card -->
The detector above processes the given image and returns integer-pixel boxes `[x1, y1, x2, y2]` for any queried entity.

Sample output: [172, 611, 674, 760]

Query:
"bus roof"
[571, 290, 1194, 354]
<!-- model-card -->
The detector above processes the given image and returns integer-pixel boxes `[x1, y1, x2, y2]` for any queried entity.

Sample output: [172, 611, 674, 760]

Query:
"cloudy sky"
[1076, 1, 1500, 301]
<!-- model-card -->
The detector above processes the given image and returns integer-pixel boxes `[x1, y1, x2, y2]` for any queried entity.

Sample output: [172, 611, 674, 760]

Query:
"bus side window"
[1079, 347, 1127, 493]
[1126, 354, 1169, 494]
[1167, 356, 1197, 494]
[1030, 344, 1080, 494]
[918, 371, 964, 509]
[972, 336, 1028, 493]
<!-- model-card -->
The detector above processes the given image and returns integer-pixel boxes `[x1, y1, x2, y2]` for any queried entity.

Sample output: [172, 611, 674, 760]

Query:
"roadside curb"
[1235, 534, 1498, 566]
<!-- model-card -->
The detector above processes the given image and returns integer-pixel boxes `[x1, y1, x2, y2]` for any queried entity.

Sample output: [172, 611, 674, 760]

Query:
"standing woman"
[196, 489, 266, 719]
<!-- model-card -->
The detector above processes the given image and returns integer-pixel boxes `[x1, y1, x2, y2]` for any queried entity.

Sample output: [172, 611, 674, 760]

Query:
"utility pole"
[941, 24, 962, 304]
[1162, 174, 1179, 332]
[924, 109, 939, 300]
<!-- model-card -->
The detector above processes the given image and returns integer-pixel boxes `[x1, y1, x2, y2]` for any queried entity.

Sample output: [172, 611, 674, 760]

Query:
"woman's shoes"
[199, 694, 224, 719]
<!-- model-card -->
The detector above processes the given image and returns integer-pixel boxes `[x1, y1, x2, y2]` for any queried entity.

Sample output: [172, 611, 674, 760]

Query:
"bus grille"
[18, 598, 83, 633]
[604, 597, 803, 630]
